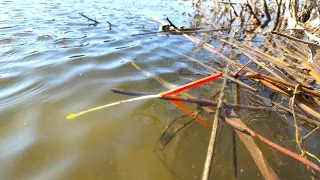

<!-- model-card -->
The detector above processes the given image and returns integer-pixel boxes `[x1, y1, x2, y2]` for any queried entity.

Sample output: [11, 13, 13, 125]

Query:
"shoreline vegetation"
[76, 1, 320, 179]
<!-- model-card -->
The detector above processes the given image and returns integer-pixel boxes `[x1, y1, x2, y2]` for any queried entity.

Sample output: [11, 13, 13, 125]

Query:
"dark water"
[0, 0, 319, 179]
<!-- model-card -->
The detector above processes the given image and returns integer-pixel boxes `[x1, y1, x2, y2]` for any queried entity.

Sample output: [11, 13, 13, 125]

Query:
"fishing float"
[67, 72, 223, 120]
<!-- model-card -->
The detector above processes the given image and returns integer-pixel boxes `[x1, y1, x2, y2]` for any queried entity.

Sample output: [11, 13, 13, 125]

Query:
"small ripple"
[115, 44, 137, 50]
[69, 54, 85, 59]
[103, 39, 116, 43]
[0, 77, 48, 111]
[0, 131, 35, 158]
[54, 38, 73, 45]
[0, 25, 19, 30]
[0, 38, 13, 44]
[36, 34, 53, 41]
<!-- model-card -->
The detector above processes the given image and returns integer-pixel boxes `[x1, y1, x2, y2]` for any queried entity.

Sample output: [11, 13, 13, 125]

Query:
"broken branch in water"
[79, 12, 100, 24]
[225, 116, 320, 172]
[66, 72, 222, 119]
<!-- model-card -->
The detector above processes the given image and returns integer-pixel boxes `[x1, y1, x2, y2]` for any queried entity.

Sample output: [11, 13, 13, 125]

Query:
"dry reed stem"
[241, 88, 320, 127]
[234, 59, 253, 78]
[202, 76, 227, 180]
[295, 102, 320, 120]
[245, 72, 320, 120]
[301, 62, 320, 85]
[246, 73, 320, 98]
[303, 126, 319, 140]
[167, 48, 258, 91]
[220, 38, 316, 86]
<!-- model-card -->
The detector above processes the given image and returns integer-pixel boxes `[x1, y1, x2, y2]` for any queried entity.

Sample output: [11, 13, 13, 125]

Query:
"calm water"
[0, 0, 319, 179]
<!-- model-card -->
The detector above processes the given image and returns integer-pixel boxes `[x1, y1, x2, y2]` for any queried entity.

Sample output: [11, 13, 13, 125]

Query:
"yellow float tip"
[67, 114, 76, 120]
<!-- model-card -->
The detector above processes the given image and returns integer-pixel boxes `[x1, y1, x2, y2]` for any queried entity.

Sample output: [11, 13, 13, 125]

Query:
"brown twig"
[234, 59, 253, 78]
[246, 73, 320, 97]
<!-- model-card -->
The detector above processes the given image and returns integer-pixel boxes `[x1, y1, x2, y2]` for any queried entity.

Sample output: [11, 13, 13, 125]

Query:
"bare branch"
[79, 12, 99, 24]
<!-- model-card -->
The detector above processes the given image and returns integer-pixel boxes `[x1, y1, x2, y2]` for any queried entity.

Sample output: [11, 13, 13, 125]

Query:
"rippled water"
[1, 0, 319, 179]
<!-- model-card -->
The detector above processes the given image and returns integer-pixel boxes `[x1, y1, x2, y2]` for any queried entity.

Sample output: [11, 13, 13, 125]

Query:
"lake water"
[0, 0, 319, 179]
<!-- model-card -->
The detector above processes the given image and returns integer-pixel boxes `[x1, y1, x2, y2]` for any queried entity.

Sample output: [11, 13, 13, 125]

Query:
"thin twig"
[217, 1, 247, 5]
[234, 59, 253, 78]
[107, 21, 112, 30]
[303, 126, 319, 140]
[131, 28, 227, 36]
[202, 76, 227, 180]
[79, 12, 100, 24]
[271, 31, 320, 48]
[165, 17, 179, 30]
